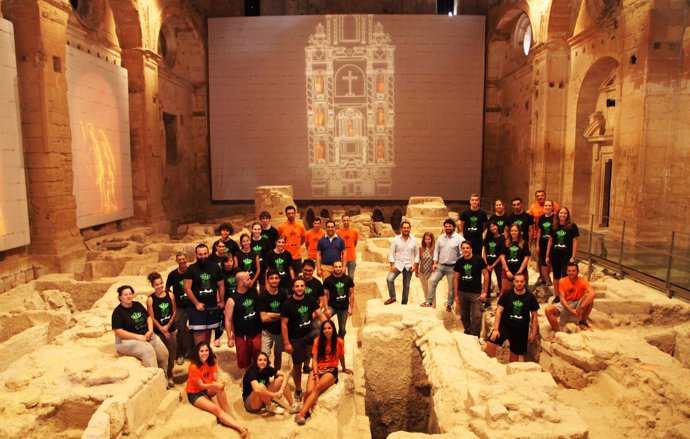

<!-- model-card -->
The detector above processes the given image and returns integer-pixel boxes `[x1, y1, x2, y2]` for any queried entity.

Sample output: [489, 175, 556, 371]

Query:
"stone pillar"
[9, 0, 85, 274]
[120, 47, 169, 233]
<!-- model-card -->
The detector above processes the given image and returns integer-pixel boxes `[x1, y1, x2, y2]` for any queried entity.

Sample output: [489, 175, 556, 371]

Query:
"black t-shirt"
[166, 269, 189, 308]
[228, 288, 261, 337]
[213, 238, 239, 256]
[112, 302, 149, 335]
[537, 214, 556, 246]
[235, 250, 259, 278]
[488, 213, 508, 236]
[323, 274, 354, 310]
[453, 255, 487, 293]
[303, 277, 325, 300]
[460, 208, 488, 243]
[264, 250, 294, 289]
[208, 253, 224, 267]
[149, 293, 176, 335]
[242, 365, 277, 399]
[250, 237, 270, 262]
[221, 267, 238, 300]
[184, 261, 223, 307]
[503, 243, 531, 274]
[497, 288, 540, 331]
[551, 223, 580, 257]
[261, 226, 279, 250]
[281, 295, 319, 340]
[507, 212, 534, 242]
[259, 289, 288, 334]
[483, 234, 505, 266]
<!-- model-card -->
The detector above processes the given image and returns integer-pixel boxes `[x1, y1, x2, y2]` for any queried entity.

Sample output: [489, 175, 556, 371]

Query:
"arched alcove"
[305, 208, 315, 229]
[372, 208, 385, 223]
[391, 208, 403, 232]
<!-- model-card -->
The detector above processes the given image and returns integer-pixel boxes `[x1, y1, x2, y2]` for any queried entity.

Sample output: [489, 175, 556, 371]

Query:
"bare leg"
[485, 342, 497, 358]
[299, 372, 336, 417]
[545, 306, 560, 332]
[508, 352, 520, 362]
[193, 396, 247, 436]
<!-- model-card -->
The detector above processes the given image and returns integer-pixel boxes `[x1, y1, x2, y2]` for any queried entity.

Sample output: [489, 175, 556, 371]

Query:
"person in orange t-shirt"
[277, 205, 306, 275]
[294, 320, 352, 425]
[528, 190, 559, 286]
[337, 214, 359, 280]
[305, 217, 326, 260]
[186, 342, 247, 437]
[545, 263, 595, 332]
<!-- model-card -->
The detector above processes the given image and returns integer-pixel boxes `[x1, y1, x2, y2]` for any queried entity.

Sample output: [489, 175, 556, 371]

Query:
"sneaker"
[420, 302, 432, 308]
[303, 364, 310, 374]
[266, 403, 285, 415]
[445, 305, 452, 312]
[384, 297, 396, 305]
[294, 389, 303, 402]
[295, 414, 306, 425]
[289, 403, 301, 414]
[175, 356, 185, 366]
[578, 320, 591, 331]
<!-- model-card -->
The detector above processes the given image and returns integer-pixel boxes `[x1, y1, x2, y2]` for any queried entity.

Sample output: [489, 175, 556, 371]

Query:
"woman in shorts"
[294, 319, 352, 425]
[546, 206, 580, 300]
[242, 352, 299, 415]
[186, 342, 248, 437]
[499, 224, 531, 296]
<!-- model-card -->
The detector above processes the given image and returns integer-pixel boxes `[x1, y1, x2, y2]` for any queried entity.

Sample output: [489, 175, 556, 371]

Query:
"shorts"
[243, 395, 265, 413]
[316, 366, 339, 384]
[551, 252, 570, 280]
[235, 333, 262, 369]
[187, 306, 222, 331]
[487, 327, 529, 355]
[289, 335, 312, 365]
[187, 390, 208, 405]
[552, 298, 582, 316]
[538, 244, 549, 265]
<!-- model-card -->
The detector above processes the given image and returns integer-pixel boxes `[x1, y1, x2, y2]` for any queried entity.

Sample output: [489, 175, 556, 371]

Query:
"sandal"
[214, 339, 221, 348]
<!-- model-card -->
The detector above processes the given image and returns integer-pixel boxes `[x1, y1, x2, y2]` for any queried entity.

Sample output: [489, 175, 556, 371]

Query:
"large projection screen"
[66, 46, 134, 228]
[209, 14, 485, 200]
[0, 18, 30, 252]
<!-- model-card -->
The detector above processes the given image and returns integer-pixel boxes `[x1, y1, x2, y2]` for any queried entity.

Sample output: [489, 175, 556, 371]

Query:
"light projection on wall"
[0, 18, 31, 252]
[66, 46, 133, 228]
[306, 15, 395, 197]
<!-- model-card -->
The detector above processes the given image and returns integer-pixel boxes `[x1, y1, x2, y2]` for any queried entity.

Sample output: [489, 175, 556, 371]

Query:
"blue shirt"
[317, 234, 346, 264]
[434, 232, 465, 265]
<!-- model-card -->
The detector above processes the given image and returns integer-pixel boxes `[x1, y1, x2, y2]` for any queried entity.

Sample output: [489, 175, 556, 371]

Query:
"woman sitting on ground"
[242, 352, 299, 415]
[112, 285, 169, 378]
[295, 319, 352, 425]
[186, 341, 248, 437]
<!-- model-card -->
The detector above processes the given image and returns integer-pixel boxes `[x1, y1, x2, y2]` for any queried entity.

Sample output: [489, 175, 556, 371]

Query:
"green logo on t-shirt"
[488, 241, 497, 258]
[556, 229, 567, 247]
[270, 300, 280, 311]
[275, 258, 285, 274]
[200, 273, 211, 289]
[508, 245, 519, 263]
[335, 281, 346, 302]
[468, 216, 478, 231]
[462, 263, 472, 280]
[252, 245, 262, 253]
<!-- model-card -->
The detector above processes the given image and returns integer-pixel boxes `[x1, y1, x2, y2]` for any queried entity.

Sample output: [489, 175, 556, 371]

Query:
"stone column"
[9, 0, 85, 274]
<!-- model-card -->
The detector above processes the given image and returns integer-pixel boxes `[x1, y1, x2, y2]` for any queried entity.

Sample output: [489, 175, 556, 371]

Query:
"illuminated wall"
[66, 46, 133, 228]
[0, 18, 31, 252]
[209, 15, 485, 201]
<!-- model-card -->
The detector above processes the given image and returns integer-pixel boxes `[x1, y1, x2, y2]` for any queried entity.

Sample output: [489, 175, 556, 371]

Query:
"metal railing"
[579, 215, 690, 301]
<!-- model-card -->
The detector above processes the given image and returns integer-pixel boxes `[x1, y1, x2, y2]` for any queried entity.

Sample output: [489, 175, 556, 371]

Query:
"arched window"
[514, 14, 532, 56]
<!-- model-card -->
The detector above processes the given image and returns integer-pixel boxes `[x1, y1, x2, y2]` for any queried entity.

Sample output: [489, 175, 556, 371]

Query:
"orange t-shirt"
[278, 221, 306, 259]
[558, 276, 590, 302]
[311, 337, 345, 369]
[305, 228, 326, 259]
[186, 362, 217, 394]
[337, 227, 359, 262]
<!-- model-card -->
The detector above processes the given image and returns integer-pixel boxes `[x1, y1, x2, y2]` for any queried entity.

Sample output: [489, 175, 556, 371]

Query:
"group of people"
[111, 207, 358, 431]
[384, 191, 596, 362]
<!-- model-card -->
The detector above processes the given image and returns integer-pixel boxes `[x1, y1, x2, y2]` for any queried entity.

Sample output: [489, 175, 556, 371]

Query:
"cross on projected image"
[306, 15, 395, 197]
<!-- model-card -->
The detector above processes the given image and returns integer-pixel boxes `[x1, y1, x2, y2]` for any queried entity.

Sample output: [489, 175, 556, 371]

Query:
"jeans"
[174, 307, 194, 358]
[426, 264, 456, 307]
[387, 268, 413, 304]
[328, 306, 349, 339]
[459, 291, 483, 336]
[346, 261, 356, 280]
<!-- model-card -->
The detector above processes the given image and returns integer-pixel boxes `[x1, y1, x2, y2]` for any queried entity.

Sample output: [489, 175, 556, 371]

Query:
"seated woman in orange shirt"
[186, 342, 248, 437]
[294, 319, 352, 425]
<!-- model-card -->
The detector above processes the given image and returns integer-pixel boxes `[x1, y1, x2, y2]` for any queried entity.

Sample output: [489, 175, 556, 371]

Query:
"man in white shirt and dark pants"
[385, 221, 419, 305]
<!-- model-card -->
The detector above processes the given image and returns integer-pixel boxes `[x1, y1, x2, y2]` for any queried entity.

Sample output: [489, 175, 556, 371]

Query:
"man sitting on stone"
[486, 272, 539, 362]
[545, 262, 595, 332]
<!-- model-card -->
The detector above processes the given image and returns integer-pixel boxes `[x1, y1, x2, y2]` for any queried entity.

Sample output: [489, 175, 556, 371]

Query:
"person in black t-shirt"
[225, 272, 262, 370]
[213, 254, 238, 348]
[506, 197, 534, 243]
[112, 285, 169, 380]
[259, 211, 279, 250]
[146, 272, 177, 387]
[242, 352, 299, 415]
[259, 270, 288, 370]
[488, 199, 508, 236]
[500, 224, 531, 296]
[486, 273, 539, 362]
[536, 200, 556, 289]
[483, 221, 505, 304]
[166, 252, 193, 362]
[546, 206, 580, 300]
[209, 241, 226, 266]
[281, 278, 326, 402]
[184, 243, 225, 347]
[453, 242, 489, 336]
[213, 222, 239, 256]
[459, 194, 488, 255]
[323, 261, 355, 339]
[235, 234, 261, 287]
[264, 236, 295, 293]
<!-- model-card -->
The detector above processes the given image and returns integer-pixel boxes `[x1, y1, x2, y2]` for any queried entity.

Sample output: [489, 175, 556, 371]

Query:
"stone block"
[486, 398, 508, 421]
[553, 344, 607, 372]
[506, 361, 542, 375]
[373, 221, 395, 237]
[595, 298, 652, 316]
[123, 371, 167, 437]
[673, 325, 690, 368]
[81, 411, 110, 439]
[644, 329, 676, 355]
[254, 185, 294, 221]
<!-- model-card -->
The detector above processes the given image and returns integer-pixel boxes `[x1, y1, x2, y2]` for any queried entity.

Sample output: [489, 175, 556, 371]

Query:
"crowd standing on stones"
[111, 197, 595, 433]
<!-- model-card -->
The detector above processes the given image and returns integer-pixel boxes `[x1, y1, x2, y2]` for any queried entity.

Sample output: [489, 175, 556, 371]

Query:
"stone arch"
[304, 207, 315, 229]
[372, 207, 385, 223]
[108, 1, 143, 51]
[391, 208, 403, 232]
[320, 208, 330, 220]
[571, 56, 619, 224]
[545, 0, 577, 41]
